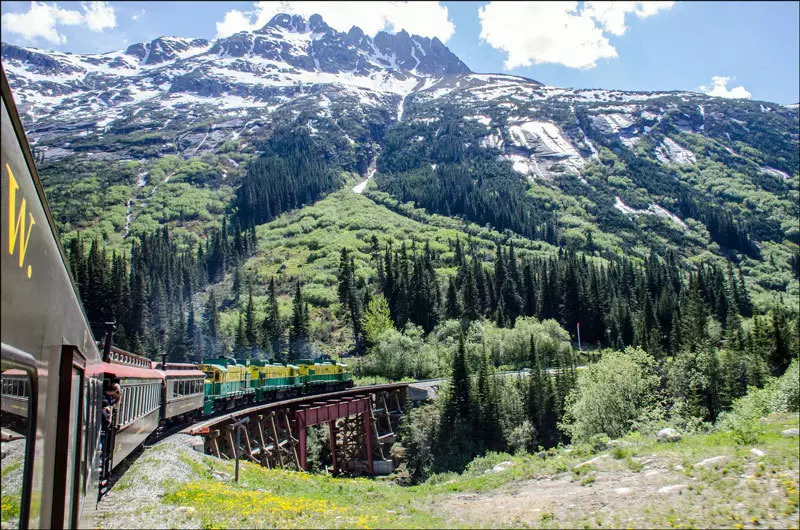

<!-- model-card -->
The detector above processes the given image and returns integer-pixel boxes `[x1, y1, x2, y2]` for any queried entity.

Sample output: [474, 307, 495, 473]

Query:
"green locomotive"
[198, 357, 353, 415]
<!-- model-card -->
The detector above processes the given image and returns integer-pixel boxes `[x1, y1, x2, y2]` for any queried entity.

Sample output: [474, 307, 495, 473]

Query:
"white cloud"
[583, 1, 674, 36]
[82, 1, 116, 32]
[132, 9, 145, 22]
[216, 9, 256, 38]
[1, 1, 117, 45]
[478, 1, 674, 70]
[699, 76, 752, 99]
[215, 1, 455, 42]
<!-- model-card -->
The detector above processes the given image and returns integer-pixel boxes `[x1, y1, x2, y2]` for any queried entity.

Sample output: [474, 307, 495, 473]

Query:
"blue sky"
[1, 1, 798, 104]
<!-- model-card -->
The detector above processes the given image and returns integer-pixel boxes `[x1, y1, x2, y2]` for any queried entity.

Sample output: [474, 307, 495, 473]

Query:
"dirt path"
[433, 450, 799, 529]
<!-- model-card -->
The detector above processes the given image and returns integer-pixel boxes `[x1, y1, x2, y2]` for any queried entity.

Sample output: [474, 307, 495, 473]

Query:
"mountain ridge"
[0, 13, 797, 304]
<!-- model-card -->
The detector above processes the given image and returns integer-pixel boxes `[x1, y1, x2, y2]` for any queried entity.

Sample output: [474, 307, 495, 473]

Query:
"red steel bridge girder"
[185, 384, 407, 475]
[295, 396, 372, 427]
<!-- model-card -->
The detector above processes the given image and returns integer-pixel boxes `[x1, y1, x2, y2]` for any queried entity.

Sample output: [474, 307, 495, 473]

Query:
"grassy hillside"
[91, 412, 799, 529]
[216, 186, 565, 355]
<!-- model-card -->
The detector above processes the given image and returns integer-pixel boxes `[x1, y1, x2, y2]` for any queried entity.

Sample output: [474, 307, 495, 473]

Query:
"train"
[0, 64, 351, 529]
[97, 346, 352, 478]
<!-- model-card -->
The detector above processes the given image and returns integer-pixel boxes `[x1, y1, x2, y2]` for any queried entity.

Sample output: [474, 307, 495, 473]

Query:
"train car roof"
[101, 361, 164, 380]
[160, 368, 206, 378]
[199, 363, 227, 373]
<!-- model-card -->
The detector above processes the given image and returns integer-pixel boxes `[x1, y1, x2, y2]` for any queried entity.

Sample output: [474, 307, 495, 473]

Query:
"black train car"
[1, 64, 104, 528]
[152, 361, 205, 425]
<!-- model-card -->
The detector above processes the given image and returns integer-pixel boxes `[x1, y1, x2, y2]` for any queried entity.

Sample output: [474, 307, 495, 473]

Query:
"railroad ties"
[184, 383, 407, 475]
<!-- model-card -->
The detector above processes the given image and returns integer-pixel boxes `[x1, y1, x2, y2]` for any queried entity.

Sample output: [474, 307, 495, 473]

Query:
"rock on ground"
[695, 455, 731, 469]
[656, 428, 681, 442]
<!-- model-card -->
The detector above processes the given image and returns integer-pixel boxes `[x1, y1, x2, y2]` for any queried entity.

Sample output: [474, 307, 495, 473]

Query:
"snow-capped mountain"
[1, 12, 797, 181]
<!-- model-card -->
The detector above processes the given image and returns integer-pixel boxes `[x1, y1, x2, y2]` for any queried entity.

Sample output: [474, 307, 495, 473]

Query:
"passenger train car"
[0, 65, 353, 529]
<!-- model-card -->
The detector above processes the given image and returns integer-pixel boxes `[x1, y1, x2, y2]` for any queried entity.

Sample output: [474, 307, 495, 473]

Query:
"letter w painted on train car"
[7, 163, 35, 278]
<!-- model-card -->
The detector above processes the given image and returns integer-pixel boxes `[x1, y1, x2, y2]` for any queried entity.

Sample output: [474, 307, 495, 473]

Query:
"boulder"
[781, 428, 799, 438]
[695, 455, 730, 468]
[486, 461, 514, 474]
[656, 428, 681, 442]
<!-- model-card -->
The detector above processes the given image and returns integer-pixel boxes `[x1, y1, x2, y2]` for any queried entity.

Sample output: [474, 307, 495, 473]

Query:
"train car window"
[134, 386, 141, 419]
[130, 386, 137, 422]
[1, 344, 40, 530]
[120, 389, 127, 425]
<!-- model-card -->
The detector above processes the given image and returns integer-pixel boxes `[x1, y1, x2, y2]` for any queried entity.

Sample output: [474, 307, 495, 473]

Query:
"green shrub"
[560, 347, 661, 442]
[717, 357, 800, 444]
[770, 358, 799, 413]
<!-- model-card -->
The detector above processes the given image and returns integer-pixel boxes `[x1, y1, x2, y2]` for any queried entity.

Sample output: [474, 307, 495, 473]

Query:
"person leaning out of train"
[102, 383, 122, 426]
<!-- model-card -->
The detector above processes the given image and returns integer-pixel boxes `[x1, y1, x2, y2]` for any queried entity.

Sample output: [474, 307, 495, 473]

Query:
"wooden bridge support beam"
[188, 384, 409, 475]
[363, 411, 373, 475]
[328, 421, 338, 473]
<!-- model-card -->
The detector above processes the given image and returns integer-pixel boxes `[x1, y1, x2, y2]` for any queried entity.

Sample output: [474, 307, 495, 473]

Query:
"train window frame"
[135, 385, 141, 419]
[120, 388, 127, 425]
[1, 343, 40, 530]
[50, 345, 86, 529]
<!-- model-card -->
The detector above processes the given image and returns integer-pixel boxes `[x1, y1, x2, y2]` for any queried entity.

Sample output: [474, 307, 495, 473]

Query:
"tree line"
[235, 127, 343, 227]
[67, 217, 256, 361]
[338, 236, 787, 364]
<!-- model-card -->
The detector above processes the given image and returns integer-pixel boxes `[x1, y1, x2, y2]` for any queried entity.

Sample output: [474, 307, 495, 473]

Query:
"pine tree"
[232, 265, 242, 304]
[205, 288, 219, 356]
[261, 277, 282, 358]
[445, 276, 461, 320]
[289, 281, 309, 358]
[245, 278, 258, 350]
[768, 302, 791, 376]
[338, 247, 353, 307]
[461, 262, 480, 322]
[443, 336, 471, 429]
[234, 311, 247, 356]
[475, 351, 501, 450]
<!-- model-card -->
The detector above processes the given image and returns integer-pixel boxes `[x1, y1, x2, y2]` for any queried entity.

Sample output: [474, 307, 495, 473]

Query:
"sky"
[1, 1, 798, 105]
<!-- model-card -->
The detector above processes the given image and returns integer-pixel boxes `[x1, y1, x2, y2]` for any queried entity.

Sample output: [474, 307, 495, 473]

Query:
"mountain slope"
[1, 12, 798, 318]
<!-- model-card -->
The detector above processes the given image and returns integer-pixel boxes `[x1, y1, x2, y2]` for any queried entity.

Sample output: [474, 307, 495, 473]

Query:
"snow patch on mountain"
[615, 196, 687, 229]
[507, 121, 584, 173]
[761, 166, 792, 181]
[656, 137, 696, 165]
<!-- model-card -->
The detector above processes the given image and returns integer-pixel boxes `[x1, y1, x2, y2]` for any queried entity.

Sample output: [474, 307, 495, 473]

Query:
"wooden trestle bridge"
[184, 383, 408, 475]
